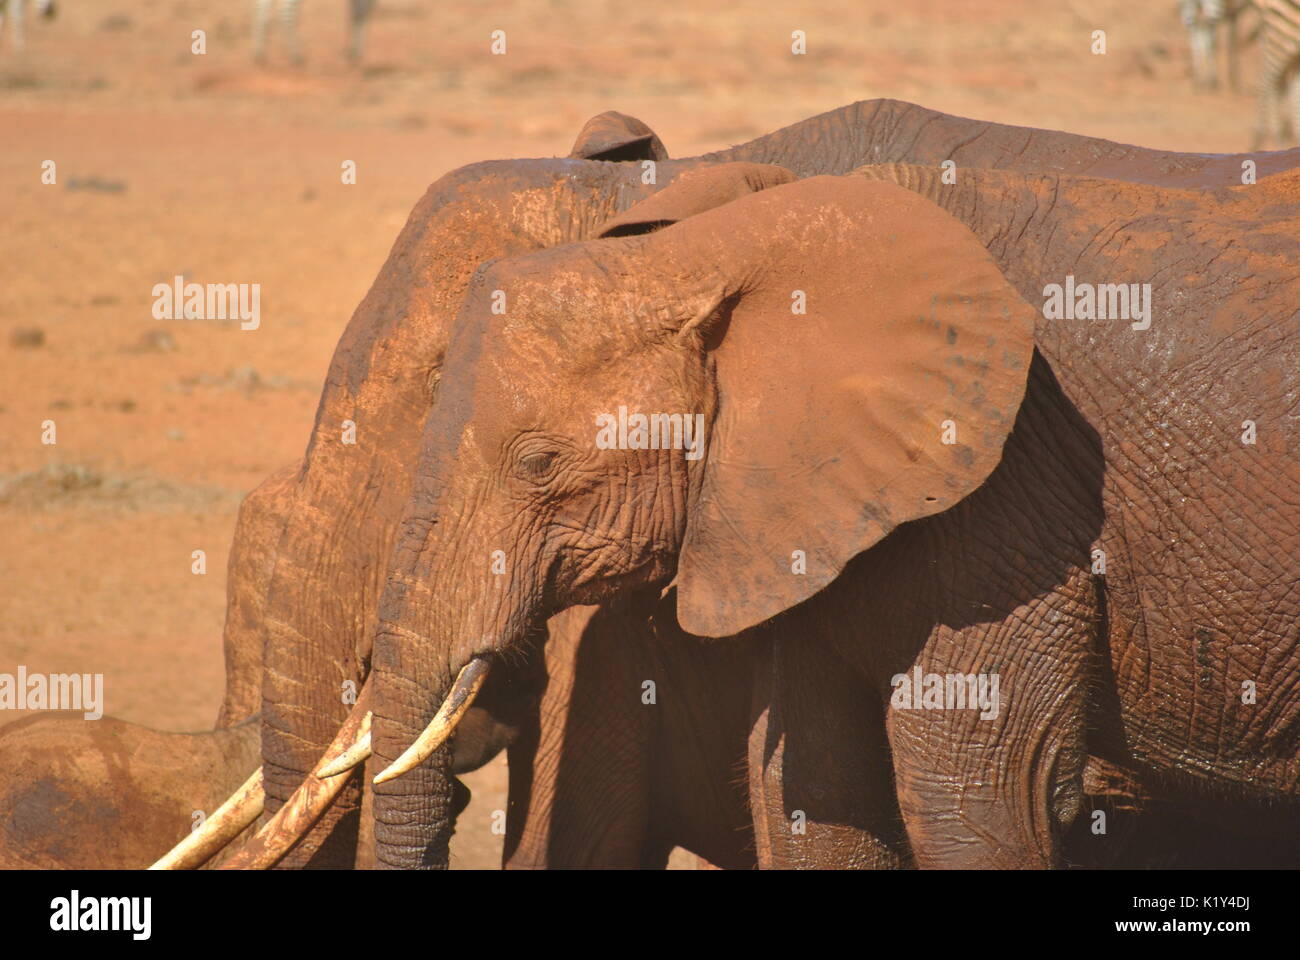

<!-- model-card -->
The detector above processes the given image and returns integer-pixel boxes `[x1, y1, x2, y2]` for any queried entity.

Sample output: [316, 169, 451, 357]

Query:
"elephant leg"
[644, 588, 755, 869]
[505, 601, 654, 868]
[886, 568, 1096, 869]
[749, 629, 908, 869]
[505, 589, 754, 869]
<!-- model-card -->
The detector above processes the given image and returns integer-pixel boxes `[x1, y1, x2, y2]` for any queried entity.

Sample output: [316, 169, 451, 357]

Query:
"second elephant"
[370, 163, 1300, 868]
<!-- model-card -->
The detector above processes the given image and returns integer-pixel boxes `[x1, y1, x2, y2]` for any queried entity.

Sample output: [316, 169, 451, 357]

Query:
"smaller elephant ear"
[568, 111, 670, 162]
[651, 177, 1037, 638]
[597, 162, 796, 237]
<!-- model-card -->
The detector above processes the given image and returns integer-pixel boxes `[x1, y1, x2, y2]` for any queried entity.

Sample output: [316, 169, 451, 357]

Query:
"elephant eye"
[516, 450, 558, 483]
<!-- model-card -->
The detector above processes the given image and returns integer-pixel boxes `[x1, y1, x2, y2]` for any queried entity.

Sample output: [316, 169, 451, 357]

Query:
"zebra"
[1254, 0, 1300, 145]
[0, 0, 57, 54]
[1179, 0, 1254, 90]
[252, 0, 376, 65]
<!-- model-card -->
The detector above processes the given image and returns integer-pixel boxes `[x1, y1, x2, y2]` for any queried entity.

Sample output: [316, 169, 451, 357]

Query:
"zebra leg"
[1286, 67, 1300, 144]
[1254, 58, 1283, 148]
[252, 0, 272, 63]
[1225, 3, 1241, 91]
[282, 0, 303, 66]
[1195, 21, 1218, 89]
[9, 0, 25, 55]
[347, 0, 375, 63]
[1181, 0, 1208, 89]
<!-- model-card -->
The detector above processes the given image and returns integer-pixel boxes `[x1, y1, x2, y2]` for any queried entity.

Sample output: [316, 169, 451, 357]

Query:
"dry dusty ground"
[0, 0, 1277, 868]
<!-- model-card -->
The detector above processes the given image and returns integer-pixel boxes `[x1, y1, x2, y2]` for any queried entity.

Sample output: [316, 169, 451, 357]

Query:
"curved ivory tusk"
[149, 766, 265, 870]
[218, 685, 373, 870]
[316, 728, 372, 779]
[373, 657, 491, 785]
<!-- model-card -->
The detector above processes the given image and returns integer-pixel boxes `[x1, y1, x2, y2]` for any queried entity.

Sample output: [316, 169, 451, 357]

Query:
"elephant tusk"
[218, 684, 373, 870]
[148, 766, 265, 870]
[316, 728, 372, 779]
[373, 657, 491, 785]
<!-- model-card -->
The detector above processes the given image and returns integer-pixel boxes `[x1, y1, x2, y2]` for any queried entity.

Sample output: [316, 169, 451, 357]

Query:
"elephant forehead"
[458, 341, 681, 460]
[476, 261, 661, 362]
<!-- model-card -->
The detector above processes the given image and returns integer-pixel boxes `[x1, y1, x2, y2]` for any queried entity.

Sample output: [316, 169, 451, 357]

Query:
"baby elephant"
[0, 713, 259, 869]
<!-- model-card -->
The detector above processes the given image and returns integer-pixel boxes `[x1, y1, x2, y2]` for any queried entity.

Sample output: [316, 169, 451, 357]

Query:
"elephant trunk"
[369, 631, 458, 870]
[259, 463, 374, 869]
[368, 516, 484, 869]
[370, 467, 542, 869]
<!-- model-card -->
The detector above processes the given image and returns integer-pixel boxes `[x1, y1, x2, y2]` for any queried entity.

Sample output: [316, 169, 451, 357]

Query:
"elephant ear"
[655, 176, 1037, 637]
[598, 162, 796, 237]
[568, 111, 669, 162]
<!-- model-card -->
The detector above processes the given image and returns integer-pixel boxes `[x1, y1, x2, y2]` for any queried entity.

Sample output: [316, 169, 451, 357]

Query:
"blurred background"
[0, 0, 1274, 866]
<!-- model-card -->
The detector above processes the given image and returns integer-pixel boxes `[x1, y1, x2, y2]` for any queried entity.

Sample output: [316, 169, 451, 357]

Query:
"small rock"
[228, 364, 263, 390]
[10, 327, 45, 349]
[130, 329, 177, 353]
[56, 464, 102, 492]
[67, 177, 127, 193]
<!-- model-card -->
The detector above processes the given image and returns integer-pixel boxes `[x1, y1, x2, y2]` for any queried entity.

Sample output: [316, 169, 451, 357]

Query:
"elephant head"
[369, 169, 1038, 867]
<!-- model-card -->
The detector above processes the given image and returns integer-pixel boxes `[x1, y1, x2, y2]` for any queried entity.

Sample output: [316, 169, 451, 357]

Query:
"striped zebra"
[252, 0, 376, 65]
[1179, 0, 1252, 90]
[1254, 0, 1300, 145]
[0, 0, 56, 54]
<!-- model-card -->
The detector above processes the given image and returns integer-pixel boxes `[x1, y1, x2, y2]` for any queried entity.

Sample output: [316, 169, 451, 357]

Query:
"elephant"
[366, 151, 1299, 870]
[141, 99, 1299, 870]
